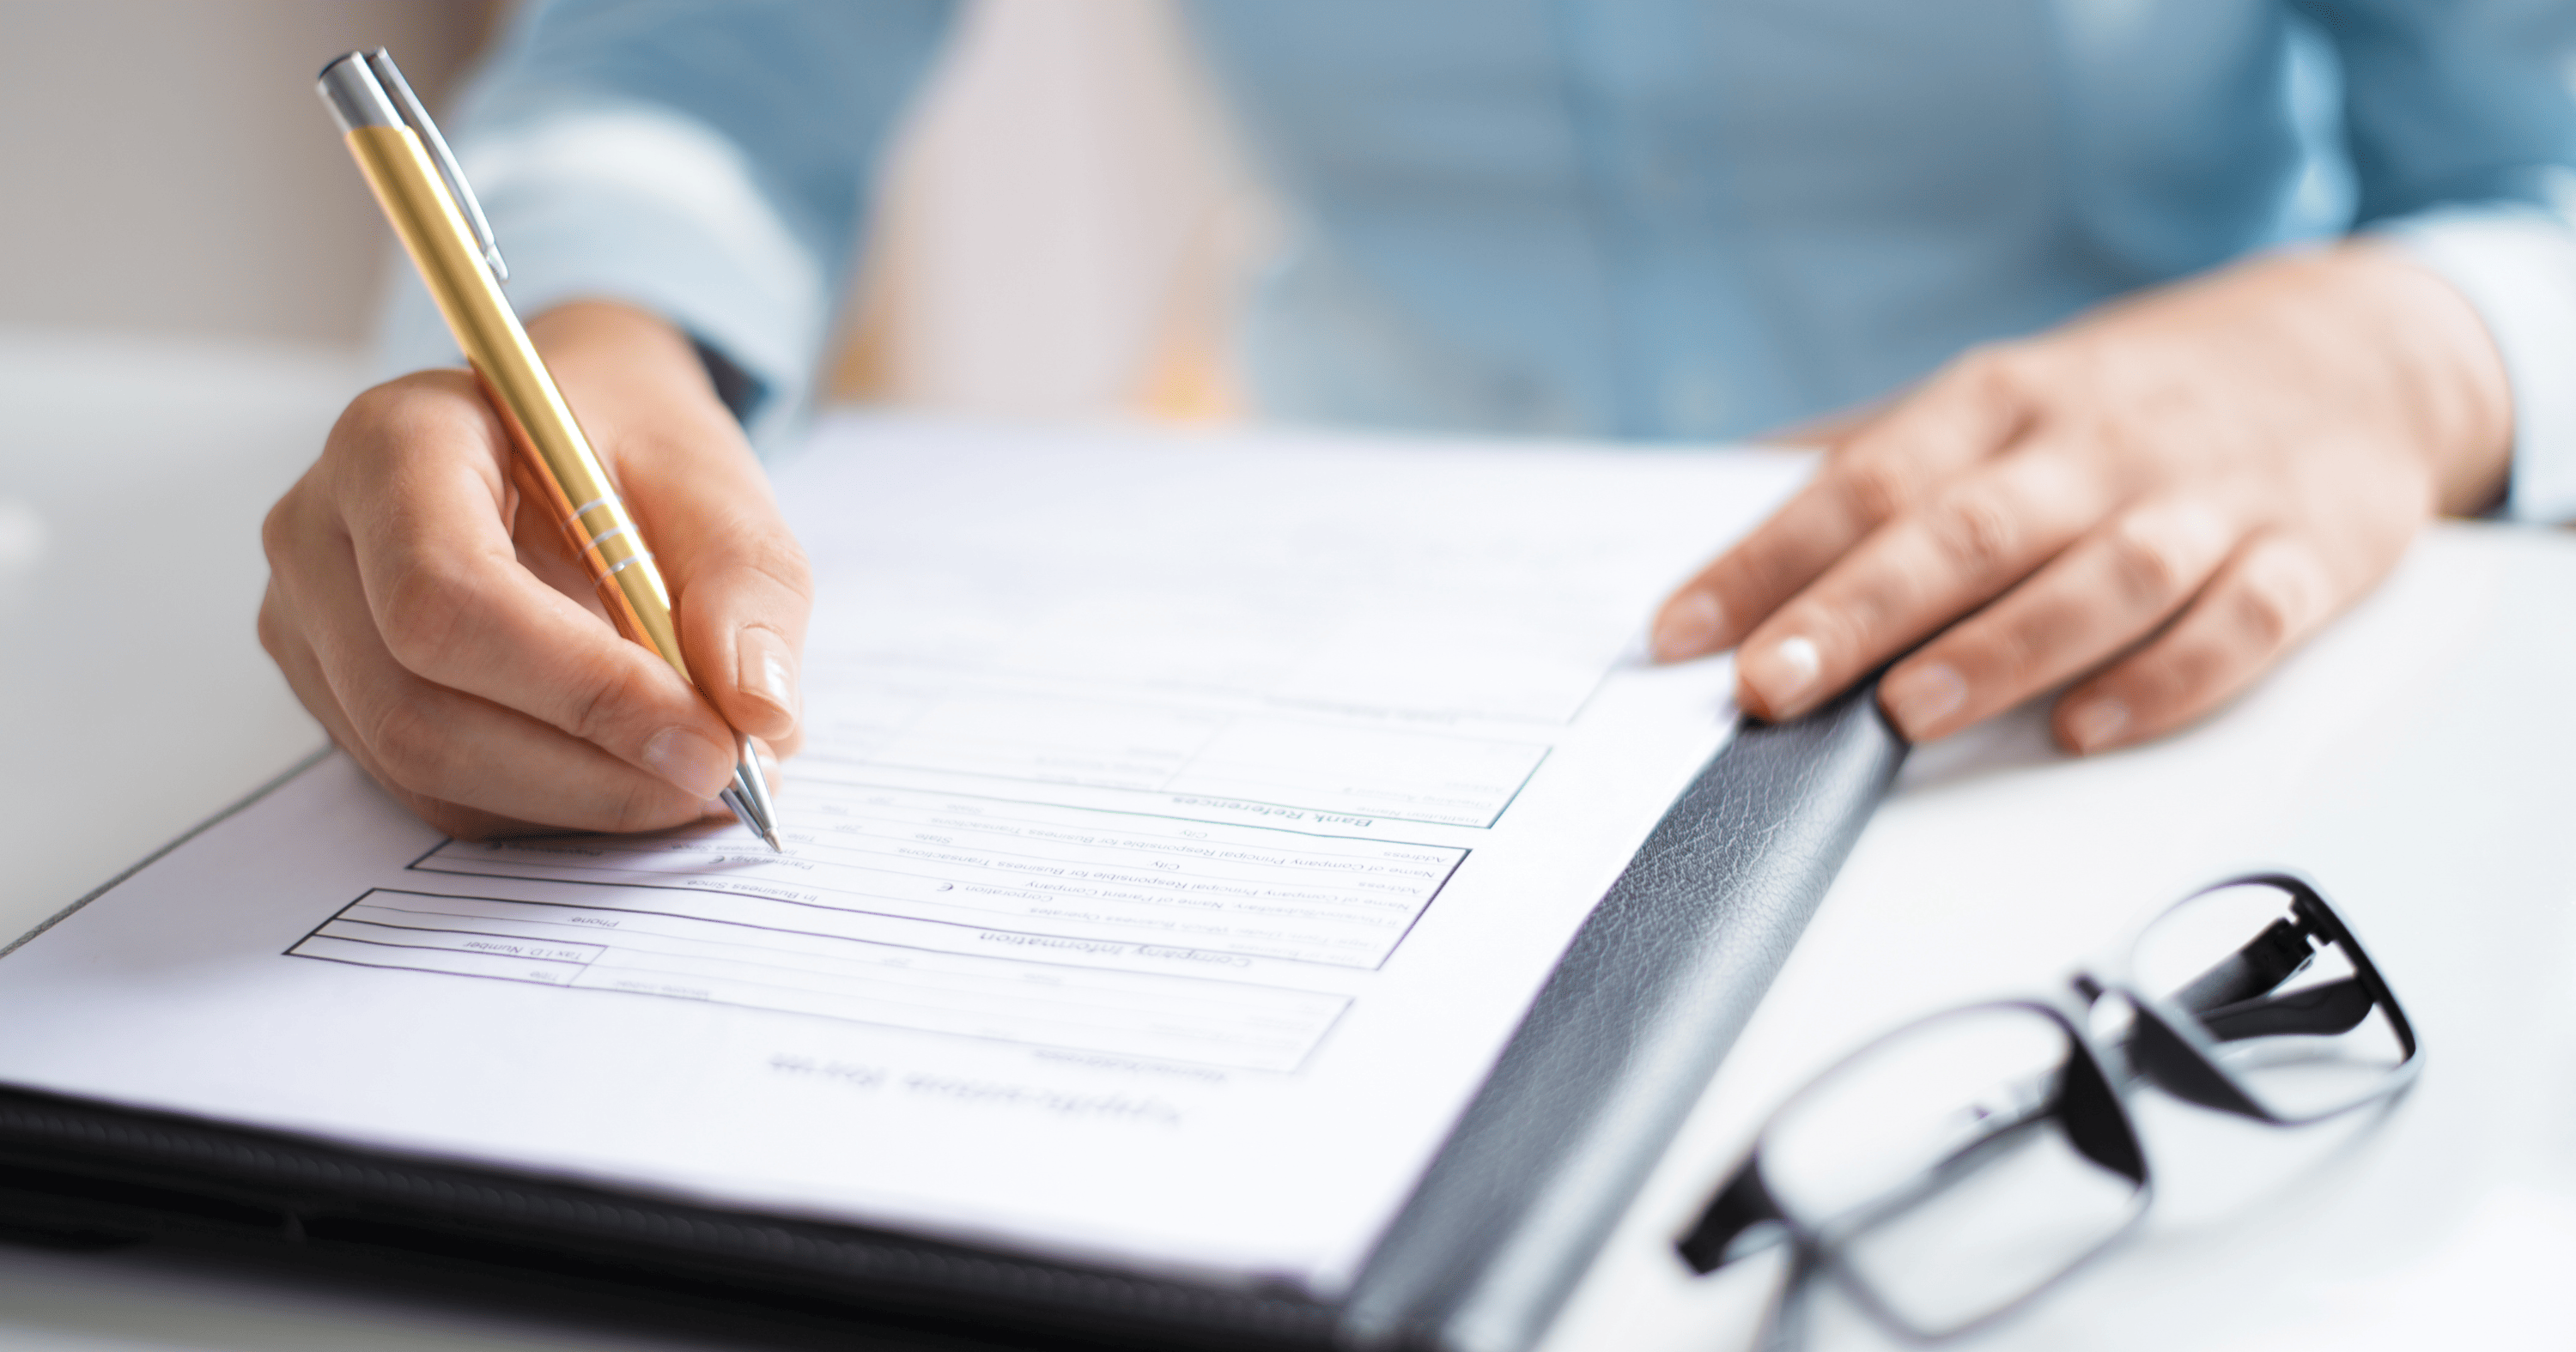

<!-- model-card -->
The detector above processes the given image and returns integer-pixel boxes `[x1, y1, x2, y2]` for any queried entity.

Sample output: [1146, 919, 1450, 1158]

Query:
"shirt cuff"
[2376, 202, 2576, 524]
[373, 99, 829, 454]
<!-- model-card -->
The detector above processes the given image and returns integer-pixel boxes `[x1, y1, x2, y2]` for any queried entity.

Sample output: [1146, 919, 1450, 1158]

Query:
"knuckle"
[2227, 546, 2323, 652]
[2093, 664, 2170, 729]
[259, 476, 339, 573]
[373, 552, 479, 676]
[607, 773, 683, 836]
[1728, 555, 1795, 615]
[1847, 570, 1916, 637]
[364, 697, 454, 797]
[2147, 634, 2226, 706]
[1948, 343, 2011, 386]
[733, 526, 815, 604]
[1720, 521, 1815, 605]
[1830, 453, 1924, 526]
[1953, 341, 2043, 401]
[258, 492, 297, 566]
[1803, 573, 1905, 659]
[2232, 573, 2300, 649]
[330, 373, 489, 473]
[1990, 599, 2075, 685]
[1927, 490, 2020, 577]
[255, 586, 289, 662]
[2103, 517, 2191, 603]
[330, 381, 425, 463]
[565, 657, 655, 749]
[334, 379, 410, 436]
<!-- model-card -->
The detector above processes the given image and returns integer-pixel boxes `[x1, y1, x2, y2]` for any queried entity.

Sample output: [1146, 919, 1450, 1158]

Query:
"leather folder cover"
[0, 684, 1904, 1352]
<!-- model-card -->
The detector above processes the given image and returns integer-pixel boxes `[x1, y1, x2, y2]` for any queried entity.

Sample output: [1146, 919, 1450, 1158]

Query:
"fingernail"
[1651, 591, 1726, 662]
[739, 628, 800, 725]
[643, 726, 736, 797]
[1745, 635, 1822, 712]
[1886, 663, 1967, 737]
[2064, 699, 2129, 753]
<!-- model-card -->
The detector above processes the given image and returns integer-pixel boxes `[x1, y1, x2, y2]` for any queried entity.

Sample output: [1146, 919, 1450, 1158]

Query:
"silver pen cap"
[316, 50, 508, 282]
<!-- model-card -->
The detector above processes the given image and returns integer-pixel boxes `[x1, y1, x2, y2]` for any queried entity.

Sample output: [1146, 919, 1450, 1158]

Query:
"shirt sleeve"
[2302, 0, 2576, 523]
[373, 0, 957, 451]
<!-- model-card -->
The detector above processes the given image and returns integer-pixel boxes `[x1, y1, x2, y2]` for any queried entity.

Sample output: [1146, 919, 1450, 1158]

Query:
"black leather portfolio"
[0, 686, 1901, 1352]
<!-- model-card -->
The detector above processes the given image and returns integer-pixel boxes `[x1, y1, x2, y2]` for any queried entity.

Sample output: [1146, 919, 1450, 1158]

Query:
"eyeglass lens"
[1759, 1004, 2148, 1337]
[2127, 880, 2409, 1121]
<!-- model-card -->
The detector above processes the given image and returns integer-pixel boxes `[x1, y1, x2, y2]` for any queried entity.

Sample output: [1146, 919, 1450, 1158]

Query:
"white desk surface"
[3, 330, 2571, 1350]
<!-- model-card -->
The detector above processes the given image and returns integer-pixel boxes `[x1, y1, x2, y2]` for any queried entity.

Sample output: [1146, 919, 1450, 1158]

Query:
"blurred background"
[0, 0, 1268, 413]
[0, 3, 499, 350]
[0, 0, 1262, 919]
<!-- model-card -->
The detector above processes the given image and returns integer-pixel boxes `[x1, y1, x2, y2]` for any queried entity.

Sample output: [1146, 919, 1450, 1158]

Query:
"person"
[259, 0, 2576, 840]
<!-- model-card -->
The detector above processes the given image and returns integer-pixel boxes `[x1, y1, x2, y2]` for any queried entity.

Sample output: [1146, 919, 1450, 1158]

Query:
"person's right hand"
[259, 301, 811, 840]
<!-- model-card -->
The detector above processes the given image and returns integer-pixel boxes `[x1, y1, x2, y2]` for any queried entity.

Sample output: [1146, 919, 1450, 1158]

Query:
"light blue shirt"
[384, 0, 2576, 520]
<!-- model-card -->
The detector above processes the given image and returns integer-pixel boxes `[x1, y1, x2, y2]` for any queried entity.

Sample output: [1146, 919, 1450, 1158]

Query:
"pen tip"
[762, 828, 784, 854]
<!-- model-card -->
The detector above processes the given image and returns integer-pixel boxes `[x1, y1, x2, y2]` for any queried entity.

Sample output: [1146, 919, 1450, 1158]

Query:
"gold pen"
[317, 49, 782, 851]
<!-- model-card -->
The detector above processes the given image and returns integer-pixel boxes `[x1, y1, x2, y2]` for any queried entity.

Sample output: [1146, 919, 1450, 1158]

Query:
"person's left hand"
[1647, 242, 2515, 751]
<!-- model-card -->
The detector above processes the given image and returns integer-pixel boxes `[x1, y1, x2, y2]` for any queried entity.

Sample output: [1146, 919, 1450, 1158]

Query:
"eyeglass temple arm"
[2158, 912, 2372, 1040]
[2170, 918, 2314, 1016]
[1678, 1163, 1787, 1274]
[1680, 914, 2359, 1276]
[2195, 978, 2372, 1041]
[2126, 942, 2373, 1118]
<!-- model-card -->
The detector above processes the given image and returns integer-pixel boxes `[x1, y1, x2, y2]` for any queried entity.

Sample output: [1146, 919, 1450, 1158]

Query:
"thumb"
[528, 303, 813, 752]
[667, 510, 812, 748]
[614, 405, 811, 751]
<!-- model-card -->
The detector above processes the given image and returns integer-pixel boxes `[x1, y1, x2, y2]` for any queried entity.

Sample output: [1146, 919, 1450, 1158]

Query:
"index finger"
[525, 304, 814, 752]
[1649, 348, 2036, 663]
[329, 375, 748, 802]
[1731, 446, 2114, 722]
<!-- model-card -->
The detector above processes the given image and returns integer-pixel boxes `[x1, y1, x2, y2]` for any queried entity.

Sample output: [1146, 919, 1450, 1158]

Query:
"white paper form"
[0, 418, 1808, 1293]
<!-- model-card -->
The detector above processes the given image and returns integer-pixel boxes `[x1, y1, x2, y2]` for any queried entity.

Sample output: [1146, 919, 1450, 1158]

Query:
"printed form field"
[313, 785, 1474, 1070]
[289, 888, 1346, 1072]
[416, 785, 1467, 968]
[798, 677, 1549, 829]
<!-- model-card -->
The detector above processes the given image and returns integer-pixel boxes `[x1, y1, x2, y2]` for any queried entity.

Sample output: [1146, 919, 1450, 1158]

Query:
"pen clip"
[363, 48, 510, 284]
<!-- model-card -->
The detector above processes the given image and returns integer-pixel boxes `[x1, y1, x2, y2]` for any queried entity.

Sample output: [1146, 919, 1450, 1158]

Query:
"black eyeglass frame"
[1678, 871, 2421, 1343]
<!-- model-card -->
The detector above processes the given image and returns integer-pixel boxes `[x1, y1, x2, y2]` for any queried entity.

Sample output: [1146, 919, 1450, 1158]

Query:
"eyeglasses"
[1678, 873, 2419, 1347]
